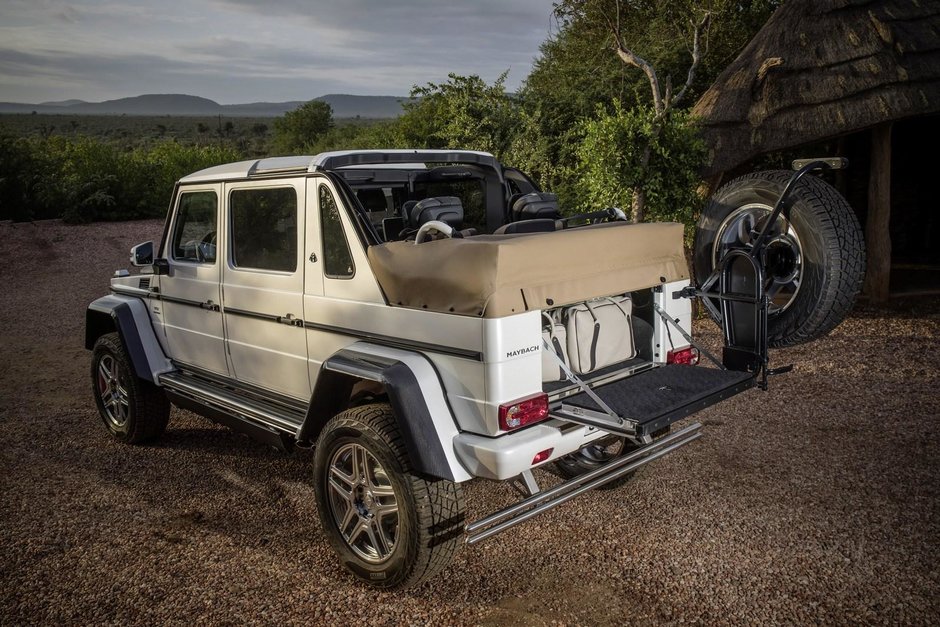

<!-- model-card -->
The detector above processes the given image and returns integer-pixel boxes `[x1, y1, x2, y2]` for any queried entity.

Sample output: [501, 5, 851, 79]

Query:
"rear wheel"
[90, 332, 169, 443]
[693, 171, 865, 347]
[313, 404, 465, 589]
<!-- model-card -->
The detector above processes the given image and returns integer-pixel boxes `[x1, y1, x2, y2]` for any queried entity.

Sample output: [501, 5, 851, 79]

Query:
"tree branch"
[671, 12, 711, 109]
[610, 36, 664, 115]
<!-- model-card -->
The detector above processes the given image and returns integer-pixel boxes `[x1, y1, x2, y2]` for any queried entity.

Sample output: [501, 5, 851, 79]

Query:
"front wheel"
[313, 404, 465, 589]
[91, 332, 169, 443]
[693, 171, 865, 347]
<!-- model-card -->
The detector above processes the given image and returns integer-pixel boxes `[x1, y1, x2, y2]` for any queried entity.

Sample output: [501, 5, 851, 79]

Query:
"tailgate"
[551, 364, 755, 437]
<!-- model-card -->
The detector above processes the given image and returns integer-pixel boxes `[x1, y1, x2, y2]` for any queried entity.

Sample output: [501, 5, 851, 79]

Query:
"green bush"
[273, 100, 333, 153]
[0, 135, 240, 223]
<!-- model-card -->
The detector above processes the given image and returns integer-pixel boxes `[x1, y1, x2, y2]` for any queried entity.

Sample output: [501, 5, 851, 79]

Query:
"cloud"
[0, 0, 558, 103]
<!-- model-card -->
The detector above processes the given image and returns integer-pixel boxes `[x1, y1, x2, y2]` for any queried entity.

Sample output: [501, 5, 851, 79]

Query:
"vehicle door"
[221, 179, 309, 400]
[160, 185, 229, 376]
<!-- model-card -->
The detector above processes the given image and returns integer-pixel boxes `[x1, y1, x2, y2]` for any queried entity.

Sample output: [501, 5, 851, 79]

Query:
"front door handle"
[200, 299, 220, 312]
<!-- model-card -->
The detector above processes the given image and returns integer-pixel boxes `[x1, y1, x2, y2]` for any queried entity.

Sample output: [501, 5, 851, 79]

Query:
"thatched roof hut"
[692, 0, 940, 302]
[693, 0, 940, 178]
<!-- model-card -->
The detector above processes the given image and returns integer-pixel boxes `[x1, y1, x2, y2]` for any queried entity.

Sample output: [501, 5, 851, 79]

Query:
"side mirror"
[130, 241, 154, 266]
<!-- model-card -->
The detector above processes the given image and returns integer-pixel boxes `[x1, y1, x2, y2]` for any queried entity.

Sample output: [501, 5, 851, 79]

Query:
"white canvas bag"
[541, 311, 569, 382]
[565, 296, 635, 375]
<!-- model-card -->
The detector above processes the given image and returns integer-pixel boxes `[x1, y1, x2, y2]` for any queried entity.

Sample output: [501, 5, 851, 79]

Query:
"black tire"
[693, 170, 865, 347]
[91, 332, 169, 443]
[313, 404, 465, 589]
[554, 436, 639, 489]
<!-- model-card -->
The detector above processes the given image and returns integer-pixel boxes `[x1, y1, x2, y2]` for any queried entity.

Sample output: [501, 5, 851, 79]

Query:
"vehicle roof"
[178, 149, 498, 184]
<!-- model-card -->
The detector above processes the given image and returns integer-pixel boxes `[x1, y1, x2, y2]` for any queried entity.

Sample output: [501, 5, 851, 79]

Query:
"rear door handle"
[200, 299, 220, 312]
[277, 313, 303, 327]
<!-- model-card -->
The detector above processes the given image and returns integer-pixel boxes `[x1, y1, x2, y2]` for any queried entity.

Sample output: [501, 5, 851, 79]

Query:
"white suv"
[86, 150, 864, 588]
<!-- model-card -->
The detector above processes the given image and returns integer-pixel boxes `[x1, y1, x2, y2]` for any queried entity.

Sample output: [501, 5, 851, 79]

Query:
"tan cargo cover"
[367, 221, 689, 318]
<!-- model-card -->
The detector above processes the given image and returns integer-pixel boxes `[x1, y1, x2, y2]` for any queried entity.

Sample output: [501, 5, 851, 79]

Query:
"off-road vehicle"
[86, 150, 864, 588]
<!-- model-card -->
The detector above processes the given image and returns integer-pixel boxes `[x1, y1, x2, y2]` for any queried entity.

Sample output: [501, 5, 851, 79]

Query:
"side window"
[319, 185, 354, 278]
[230, 187, 297, 272]
[171, 191, 218, 263]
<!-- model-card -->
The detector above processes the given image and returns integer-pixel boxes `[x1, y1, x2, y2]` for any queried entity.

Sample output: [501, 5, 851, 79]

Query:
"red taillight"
[532, 448, 554, 465]
[667, 346, 700, 365]
[498, 393, 549, 431]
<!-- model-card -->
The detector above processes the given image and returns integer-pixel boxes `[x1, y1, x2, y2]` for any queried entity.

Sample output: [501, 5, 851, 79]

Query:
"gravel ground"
[1, 219, 938, 625]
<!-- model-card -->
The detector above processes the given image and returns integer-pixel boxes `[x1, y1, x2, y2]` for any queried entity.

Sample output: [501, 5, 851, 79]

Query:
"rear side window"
[230, 187, 297, 272]
[319, 185, 354, 278]
[172, 191, 218, 263]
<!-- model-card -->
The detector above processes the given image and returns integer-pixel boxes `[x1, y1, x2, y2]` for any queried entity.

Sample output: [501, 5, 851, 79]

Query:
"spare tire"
[693, 170, 865, 348]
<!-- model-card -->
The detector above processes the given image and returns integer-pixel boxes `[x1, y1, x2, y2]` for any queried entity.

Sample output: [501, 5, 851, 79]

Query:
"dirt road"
[1, 219, 937, 625]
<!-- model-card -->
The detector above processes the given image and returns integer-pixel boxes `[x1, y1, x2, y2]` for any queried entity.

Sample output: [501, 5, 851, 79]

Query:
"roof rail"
[309, 149, 500, 172]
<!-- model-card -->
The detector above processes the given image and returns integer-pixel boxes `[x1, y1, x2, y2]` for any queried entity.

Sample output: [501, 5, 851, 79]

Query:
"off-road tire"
[313, 403, 466, 589]
[91, 332, 169, 443]
[693, 171, 865, 347]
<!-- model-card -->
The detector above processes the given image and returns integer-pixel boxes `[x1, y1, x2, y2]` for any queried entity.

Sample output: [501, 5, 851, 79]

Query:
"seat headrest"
[410, 196, 464, 229]
[356, 188, 387, 212]
[512, 192, 560, 221]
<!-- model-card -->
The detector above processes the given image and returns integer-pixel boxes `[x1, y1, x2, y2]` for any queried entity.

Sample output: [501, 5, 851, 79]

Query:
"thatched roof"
[692, 0, 940, 177]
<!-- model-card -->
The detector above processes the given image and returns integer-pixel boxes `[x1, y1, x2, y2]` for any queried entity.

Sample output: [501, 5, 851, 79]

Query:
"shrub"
[577, 103, 705, 231]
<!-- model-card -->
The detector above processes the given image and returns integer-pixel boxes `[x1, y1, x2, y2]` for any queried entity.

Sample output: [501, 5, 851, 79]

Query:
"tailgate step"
[552, 364, 754, 437]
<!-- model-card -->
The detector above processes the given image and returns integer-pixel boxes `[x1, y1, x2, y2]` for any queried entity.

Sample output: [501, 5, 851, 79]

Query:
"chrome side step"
[464, 422, 703, 545]
[160, 371, 304, 436]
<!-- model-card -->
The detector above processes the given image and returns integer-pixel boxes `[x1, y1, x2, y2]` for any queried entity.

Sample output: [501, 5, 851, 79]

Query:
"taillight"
[532, 448, 554, 465]
[667, 346, 700, 365]
[498, 393, 549, 431]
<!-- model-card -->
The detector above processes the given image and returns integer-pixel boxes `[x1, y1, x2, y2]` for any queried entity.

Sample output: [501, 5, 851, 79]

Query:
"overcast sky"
[0, 0, 559, 104]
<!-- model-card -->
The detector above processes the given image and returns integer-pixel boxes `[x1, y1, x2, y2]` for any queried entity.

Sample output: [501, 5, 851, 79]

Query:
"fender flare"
[299, 342, 472, 482]
[85, 294, 173, 384]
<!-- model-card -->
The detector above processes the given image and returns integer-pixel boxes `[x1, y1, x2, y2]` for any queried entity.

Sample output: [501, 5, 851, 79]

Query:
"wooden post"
[864, 123, 892, 304]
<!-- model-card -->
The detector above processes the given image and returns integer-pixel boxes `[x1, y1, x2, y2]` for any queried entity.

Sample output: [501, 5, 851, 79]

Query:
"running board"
[464, 422, 703, 545]
[159, 371, 304, 437]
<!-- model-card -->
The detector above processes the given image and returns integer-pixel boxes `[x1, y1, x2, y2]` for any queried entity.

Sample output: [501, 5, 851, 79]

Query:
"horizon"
[0, 0, 557, 104]
[3, 92, 411, 106]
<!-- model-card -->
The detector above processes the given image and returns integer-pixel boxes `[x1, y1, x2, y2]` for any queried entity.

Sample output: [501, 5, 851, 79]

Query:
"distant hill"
[0, 93, 409, 118]
[38, 99, 87, 107]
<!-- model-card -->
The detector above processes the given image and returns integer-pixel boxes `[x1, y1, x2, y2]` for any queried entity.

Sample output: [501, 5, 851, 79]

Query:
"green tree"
[273, 100, 334, 153]
[399, 73, 521, 160]
[578, 103, 705, 230]
[519, 0, 777, 218]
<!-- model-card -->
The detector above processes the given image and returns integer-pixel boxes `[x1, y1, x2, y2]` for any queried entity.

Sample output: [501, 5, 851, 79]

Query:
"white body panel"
[654, 280, 694, 362]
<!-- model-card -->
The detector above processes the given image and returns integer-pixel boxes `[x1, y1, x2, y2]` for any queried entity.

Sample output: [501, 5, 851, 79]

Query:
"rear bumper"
[453, 420, 609, 481]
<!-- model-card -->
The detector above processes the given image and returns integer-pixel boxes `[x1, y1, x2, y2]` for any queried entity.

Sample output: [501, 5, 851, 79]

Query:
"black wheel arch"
[299, 346, 462, 482]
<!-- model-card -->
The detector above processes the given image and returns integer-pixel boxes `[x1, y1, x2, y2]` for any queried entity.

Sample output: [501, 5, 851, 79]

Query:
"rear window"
[319, 185, 355, 278]
[229, 187, 297, 272]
